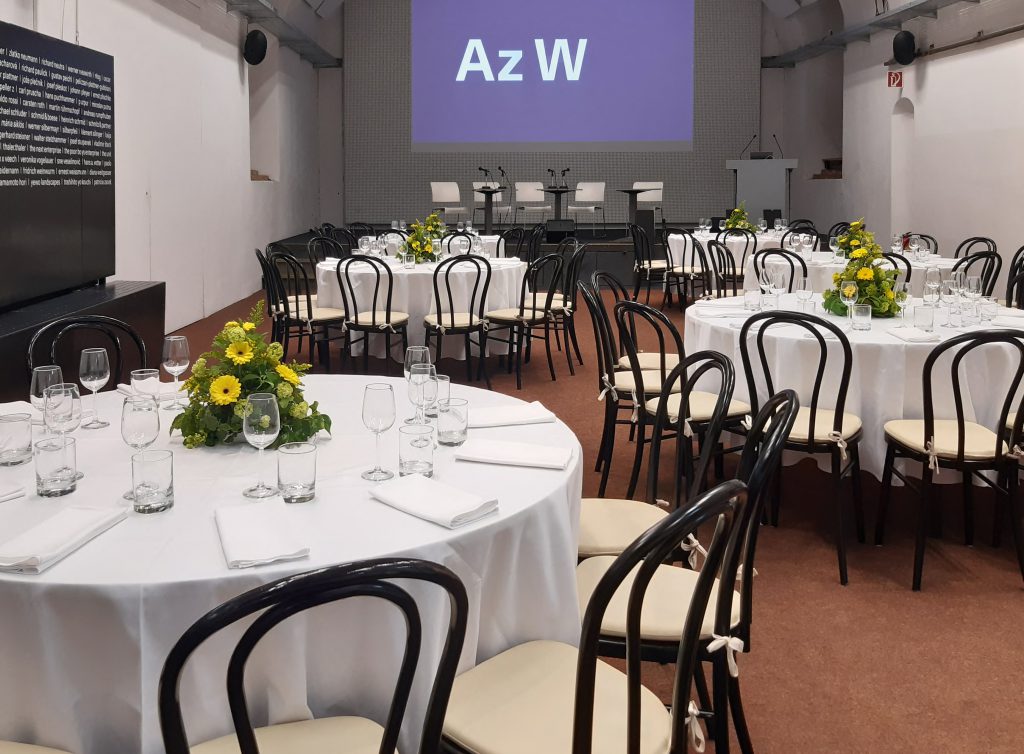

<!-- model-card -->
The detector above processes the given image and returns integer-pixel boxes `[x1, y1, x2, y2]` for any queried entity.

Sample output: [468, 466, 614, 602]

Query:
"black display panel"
[0, 21, 114, 311]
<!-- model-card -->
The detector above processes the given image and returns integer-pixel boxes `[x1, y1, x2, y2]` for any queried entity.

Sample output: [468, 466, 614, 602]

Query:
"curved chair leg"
[562, 319, 575, 376]
[436, 332, 445, 369]
[514, 326, 525, 390]
[875, 442, 896, 545]
[478, 329, 492, 389]
[728, 674, 755, 754]
[567, 315, 584, 366]
[625, 415, 647, 499]
[543, 322, 557, 381]
[851, 442, 865, 543]
[711, 655, 731, 754]
[1007, 466, 1024, 582]
[693, 665, 712, 722]
[464, 332, 473, 381]
[963, 470, 975, 547]
[913, 466, 934, 591]
[362, 330, 370, 373]
[831, 448, 849, 586]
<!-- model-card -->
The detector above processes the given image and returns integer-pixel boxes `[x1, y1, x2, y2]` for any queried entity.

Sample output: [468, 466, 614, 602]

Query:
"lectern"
[726, 159, 798, 222]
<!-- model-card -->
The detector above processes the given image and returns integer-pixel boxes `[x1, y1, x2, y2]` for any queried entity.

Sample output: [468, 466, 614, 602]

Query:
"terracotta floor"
[175, 290, 1024, 753]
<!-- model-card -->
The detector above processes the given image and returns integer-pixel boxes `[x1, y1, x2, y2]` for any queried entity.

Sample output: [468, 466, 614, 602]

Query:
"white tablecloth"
[740, 254, 957, 297]
[373, 235, 501, 258]
[667, 231, 784, 271]
[316, 257, 526, 359]
[0, 375, 583, 754]
[685, 295, 1024, 480]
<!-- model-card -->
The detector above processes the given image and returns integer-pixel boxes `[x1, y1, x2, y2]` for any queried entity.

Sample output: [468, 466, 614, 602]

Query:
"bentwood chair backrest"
[1008, 244, 1024, 282]
[254, 248, 276, 319]
[578, 281, 619, 398]
[828, 222, 851, 238]
[498, 226, 525, 258]
[591, 270, 634, 359]
[573, 480, 745, 754]
[646, 352, 736, 506]
[269, 251, 316, 322]
[921, 331, 1024, 462]
[347, 222, 375, 239]
[628, 223, 657, 270]
[780, 227, 819, 251]
[444, 231, 474, 255]
[752, 248, 808, 293]
[953, 251, 1002, 297]
[789, 219, 817, 232]
[337, 255, 396, 328]
[431, 255, 492, 329]
[908, 232, 939, 254]
[614, 299, 686, 400]
[880, 252, 913, 284]
[1006, 270, 1024, 310]
[739, 311, 854, 454]
[558, 242, 589, 313]
[332, 226, 359, 255]
[705, 240, 739, 298]
[717, 228, 758, 268]
[307, 235, 347, 265]
[158, 558, 469, 754]
[954, 236, 996, 259]
[661, 227, 691, 268]
[27, 315, 148, 384]
[517, 254, 562, 317]
[524, 223, 545, 264]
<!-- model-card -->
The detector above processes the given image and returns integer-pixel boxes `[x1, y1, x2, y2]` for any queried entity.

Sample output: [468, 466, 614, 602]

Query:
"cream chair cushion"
[485, 307, 548, 323]
[351, 311, 410, 326]
[425, 312, 482, 329]
[613, 369, 682, 396]
[617, 352, 679, 371]
[579, 498, 668, 558]
[443, 640, 670, 754]
[644, 392, 750, 422]
[576, 557, 740, 642]
[279, 301, 345, 322]
[789, 407, 862, 443]
[0, 743, 71, 754]
[190, 716, 389, 754]
[636, 260, 668, 271]
[885, 419, 1006, 460]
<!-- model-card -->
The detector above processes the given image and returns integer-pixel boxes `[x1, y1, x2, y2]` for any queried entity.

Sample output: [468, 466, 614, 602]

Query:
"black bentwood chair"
[880, 252, 913, 284]
[337, 255, 410, 374]
[347, 222, 376, 239]
[549, 240, 588, 374]
[576, 390, 800, 754]
[28, 315, 148, 385]
[269, 250, 346, 368]
[739, 311, 865, 585]
[577, 352, 736, 559]
[661, 227, 700, 310]
[1006, 269, 1024, 310]
[953, 250, 1002, 297]
[1007, 244, 1024, 284]
[954, 235, 996, 259]
[874, 330, 1024, 591]
[497, 226, 525, 258]
[907, 232, 938, 255]
[705, 240, 741, 299]
[629, 223, 667, 304]
[424, 255, 492, 385]
[439, 480, 746, 754]
[159, 558, 468, 754]
[715, 228, 758, 272]
[827, 221, 851, 239]
[443, 231, 474, 256]
[751, 249, 808, 293]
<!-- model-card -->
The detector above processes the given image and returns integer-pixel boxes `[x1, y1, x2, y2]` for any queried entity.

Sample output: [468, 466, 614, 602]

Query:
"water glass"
[758, 217, 767, 233]
[980, 297, 998, 322]
[30, 365, 64, 423]
[278, 442, 317, 503]
[796, 277, 813, 303]
[437, 398, 469, 446]
[718, 220, 726, 232]
[743, 290, 760, 311]
[961, 300, 981, 327]
[774, 219, 783, 233]
[79, 348, 110, 429]
[403, 252, 415, 269]
[799, 299, 817, 315]
[359, 236, 371, 254]
[131, 368, 163, 401]
[35, 437, 77, 497]
[851, 304, 872, 331]
[408, 363, 438, 425]
[131, 449, 174, 513]
[760, 293, 779, 311]
[161, 336, 190, 410]
[242, 393, 281, 499]
[399, 425, 434, 477]
[432, 238, 442, 258]
[0, 413, 33, 466]
[425, 374, 450, 419]
[914, 304, 935, 332]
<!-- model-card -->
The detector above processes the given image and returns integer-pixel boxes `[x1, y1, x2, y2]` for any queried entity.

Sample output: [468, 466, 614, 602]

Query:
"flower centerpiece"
[171, 302, 331, 448]
[725, 202, 759, 233]
[401, 212, 445, 263]
[822, 220, 907, 318]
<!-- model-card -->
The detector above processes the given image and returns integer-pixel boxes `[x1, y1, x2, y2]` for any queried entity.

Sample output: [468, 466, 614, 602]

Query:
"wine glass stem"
[93, 390, 100, 424]
[374, 430, 382, 473]
[172, 374, 179, 400]
[257, 446, 264, 490]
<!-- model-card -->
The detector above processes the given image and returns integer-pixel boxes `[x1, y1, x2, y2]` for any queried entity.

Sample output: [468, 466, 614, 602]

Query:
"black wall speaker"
[893, 31, 916, 65]
[243, 30, 268, 65]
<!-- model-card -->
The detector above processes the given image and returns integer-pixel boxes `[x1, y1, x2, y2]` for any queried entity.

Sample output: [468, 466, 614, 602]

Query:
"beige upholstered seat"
[190, 716, 390, 754]
[884, 419, 1006, 460]
[789, 407, 863, 443]
[575, 557, 740, 642]
[485, 307, 548, 323]
[617, 352, 679, 370]
[612, 369, 682, 396]
[0, 744, 71, 754]
[669, 265, 705, 276]
[578, 498, 668, 558]
[643, 391, 750, 422]
[424, 312, 482, 328]
[636, 260, 668, 271]
[278, 299, 344, 322]
[442, 640, 670, 754]
[351, 311, 410, 326]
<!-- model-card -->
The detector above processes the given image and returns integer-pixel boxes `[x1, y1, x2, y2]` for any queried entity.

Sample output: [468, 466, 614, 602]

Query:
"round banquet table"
[667, 230, 784, 270]
[372, 235, 502, 258]
[315, 256, 526, 360]
[685, 294, 1024, 480]
[0, 375, 583, 754]
[739, 253, 956, 297]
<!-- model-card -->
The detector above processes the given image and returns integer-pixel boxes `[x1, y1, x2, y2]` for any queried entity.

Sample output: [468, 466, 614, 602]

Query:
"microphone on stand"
[478, 166, 492, 180]
[547, 168, 556, 186]
[738, 133, 757, 158]
[773, 134, 784, 159]
[560, 167, 570, 188]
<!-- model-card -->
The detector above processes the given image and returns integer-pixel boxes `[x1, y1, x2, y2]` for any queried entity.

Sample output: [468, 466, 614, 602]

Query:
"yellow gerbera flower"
[850, 240, 861, 247]
[886, 289, 895, 299]
[242, 322, 256, 332]
[224, 320, 239, 328]
[225, 340, 254, 365]
[842, 283, 859, 298]
[276, 364, 300, 386]
[857, 268, 874, 281]
[209, 375, 242, 405]
[851, 248, 867, 259]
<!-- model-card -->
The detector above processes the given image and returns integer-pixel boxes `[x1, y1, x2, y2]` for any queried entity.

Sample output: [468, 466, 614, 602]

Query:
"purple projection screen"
[411, 0, 695, 152]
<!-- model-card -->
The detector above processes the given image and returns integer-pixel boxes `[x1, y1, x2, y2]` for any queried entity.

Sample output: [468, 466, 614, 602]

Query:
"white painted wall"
[0, 0, 341, 331]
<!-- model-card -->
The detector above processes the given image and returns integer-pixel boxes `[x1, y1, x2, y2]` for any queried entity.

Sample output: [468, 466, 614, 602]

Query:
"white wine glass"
[361, 383, 396, 482]
[718, 219, 727, 232]
[796, 277, 813, 303]
[121, 395, 160, 499]
[758, 217, 767, 234]
[840, 283, 859, 323]
[161, 336, 190, 411]
[408, 363, 438, 426]
[403, 346, 432, 423]
[79, 348, 110, 429]
[30, 365, 64, 426]
[242, 393, 280, 499]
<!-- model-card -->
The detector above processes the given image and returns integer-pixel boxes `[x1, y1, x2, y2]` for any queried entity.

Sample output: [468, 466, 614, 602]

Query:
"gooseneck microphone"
[478, 166, 491, 178]
[560, 167, 570, 187]
[739, 133, 757, 158]
[773, 134, 784, 159]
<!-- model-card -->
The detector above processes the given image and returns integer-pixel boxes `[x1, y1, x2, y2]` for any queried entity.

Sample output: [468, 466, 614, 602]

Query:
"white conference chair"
[632, 181, 664, 224]
[430, 181, 467, 223]
[567, 182, 607, 237]
[514, 182, 552, 227]
[471, 181, 511, 227]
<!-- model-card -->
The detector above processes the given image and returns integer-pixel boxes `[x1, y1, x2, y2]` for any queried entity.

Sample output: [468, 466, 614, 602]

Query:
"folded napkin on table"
[468, 401, 555, 429]
[0, 484, 25, 504]
[454, 438, 573, 470]
[215, 502, 310, 569]
[990, 317, 1024, 329]
[370, 474, 498, 529]
[888, 326, 939, 343]
[699, 310, 751, 319]
[117, 383, 182, 402]
[0, 506, 127, 574]
[995, 308, 1024, 318]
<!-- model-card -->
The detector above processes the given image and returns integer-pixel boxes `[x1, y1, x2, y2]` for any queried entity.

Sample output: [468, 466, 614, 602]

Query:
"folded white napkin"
[215, 502, 310, 569]
[370, 474, 498, 529]
[996, 308, 1024, 318]
[705, 311, 751, 319]
[454, 438, 573, 470]
[0, 506, 127, 574]
[888, 326, 939, 343]
[468, 401, 555, 429]
[117, 383, 182, 402]
[990, 317, 1024, 329]
[0, 484, 25, 504]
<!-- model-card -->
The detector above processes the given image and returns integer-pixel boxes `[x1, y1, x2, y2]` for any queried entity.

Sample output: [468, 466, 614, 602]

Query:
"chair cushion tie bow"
[685, 700, 707, 753]
[925, 437, 940, 475]
[827, 430, 849, 462]
[597, 374, 618, 403]
[680, 533, 708, 569]
[708, 634, 744, 677]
